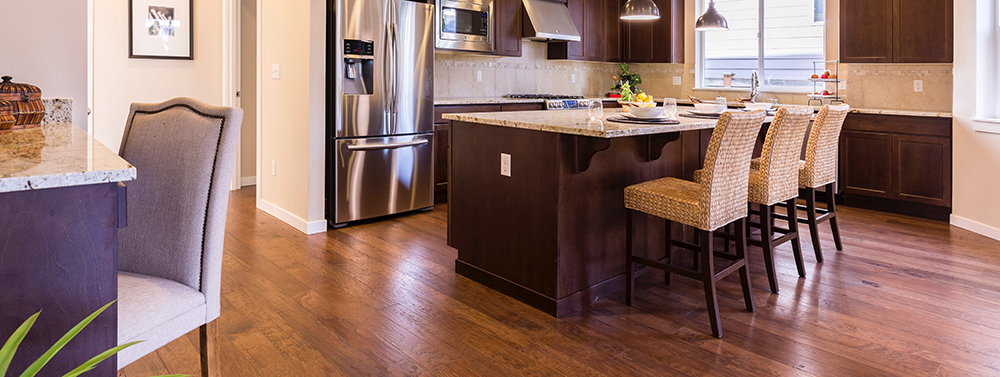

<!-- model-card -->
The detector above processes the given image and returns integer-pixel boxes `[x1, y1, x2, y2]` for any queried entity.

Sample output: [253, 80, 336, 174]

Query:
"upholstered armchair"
[115, 98, 242, 376]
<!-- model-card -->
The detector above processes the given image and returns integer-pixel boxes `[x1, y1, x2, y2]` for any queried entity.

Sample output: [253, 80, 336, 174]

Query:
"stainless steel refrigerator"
[328, 0, 435, 227]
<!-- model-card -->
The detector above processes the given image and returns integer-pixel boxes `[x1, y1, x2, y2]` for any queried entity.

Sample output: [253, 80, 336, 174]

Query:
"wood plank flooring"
[120, 188, 1000, 376]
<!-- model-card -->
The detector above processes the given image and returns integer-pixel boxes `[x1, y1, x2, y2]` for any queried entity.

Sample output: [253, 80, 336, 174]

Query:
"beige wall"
[1, 1, 88, 128]
[257, 0, 327, 234]
[951, 0, 1000, 240]
[241, 0, 258, 181]
[435, 0, 952, 112]
[92, 0, 225, 150]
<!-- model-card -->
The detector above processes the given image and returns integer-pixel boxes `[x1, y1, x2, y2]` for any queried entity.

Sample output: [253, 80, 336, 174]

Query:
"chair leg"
[734, 218, 755, 313]
[625, 210, 635, 306]
[664, 219, 672, 286]
[200, 321, 219, 377]
[805, 187, 824, 263]
[787, 198, 806, 278]
[826, 183, 844, 251]
[759, 203, 779, 294]
[699, 229, 722, 338]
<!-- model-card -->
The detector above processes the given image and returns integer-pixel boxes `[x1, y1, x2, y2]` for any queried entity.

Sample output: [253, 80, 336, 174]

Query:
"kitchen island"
[0, 123, 135, 376]
[445, 108, 729, 316]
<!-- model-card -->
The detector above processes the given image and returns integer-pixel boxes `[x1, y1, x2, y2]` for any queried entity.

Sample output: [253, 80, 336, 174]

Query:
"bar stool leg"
[734, 218, 755, 312]
[787, 198, 806, 278]
[826, 183, 844, 251]
[805, 187, 824, 263]
[664, 219, 672, 285]
[699, 229, 722, 338]
[759, 203, 779, 294]
[625, 210, 635, 306]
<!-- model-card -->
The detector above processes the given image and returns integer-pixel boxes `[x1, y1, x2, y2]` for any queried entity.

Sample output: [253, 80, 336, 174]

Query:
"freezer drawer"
[333, 134, 434, 224]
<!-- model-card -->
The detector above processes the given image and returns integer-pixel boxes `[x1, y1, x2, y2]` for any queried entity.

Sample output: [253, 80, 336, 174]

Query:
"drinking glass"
[662, 98, 678, 119]
[587, 99, 604, 121]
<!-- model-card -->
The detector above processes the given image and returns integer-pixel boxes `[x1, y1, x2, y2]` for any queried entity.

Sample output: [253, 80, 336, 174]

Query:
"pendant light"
[620, 0, 660, 21]
[695, 0, 729, 31]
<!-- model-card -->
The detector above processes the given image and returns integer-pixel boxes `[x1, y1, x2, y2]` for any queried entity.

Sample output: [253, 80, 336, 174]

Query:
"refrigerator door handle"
[346, 139, 428, 151]
[391, 20, 399, 133]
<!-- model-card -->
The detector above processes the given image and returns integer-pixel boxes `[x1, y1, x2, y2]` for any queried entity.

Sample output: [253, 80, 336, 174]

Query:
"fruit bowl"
[693, 103, 726, 114]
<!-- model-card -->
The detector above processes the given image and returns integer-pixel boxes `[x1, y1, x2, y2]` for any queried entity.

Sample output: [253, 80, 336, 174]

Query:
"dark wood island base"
[448, 120, 714, 317]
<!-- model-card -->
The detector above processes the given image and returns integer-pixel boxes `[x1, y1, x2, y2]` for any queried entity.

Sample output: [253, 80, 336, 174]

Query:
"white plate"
[688, 110, 724, 116]
[622, 112, 670, 120]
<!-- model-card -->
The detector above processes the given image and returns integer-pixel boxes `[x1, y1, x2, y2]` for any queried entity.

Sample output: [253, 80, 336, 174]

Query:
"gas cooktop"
[503, 94, 585, 100]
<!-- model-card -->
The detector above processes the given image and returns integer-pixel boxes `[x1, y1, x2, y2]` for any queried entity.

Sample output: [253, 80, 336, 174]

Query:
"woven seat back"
[700, 110, 767, 230]
[753, 107, 814, 204]
[801, 104, 850, 188]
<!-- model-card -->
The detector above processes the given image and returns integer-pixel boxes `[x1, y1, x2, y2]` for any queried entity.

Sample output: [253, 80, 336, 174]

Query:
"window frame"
[695, 0, 827, 93]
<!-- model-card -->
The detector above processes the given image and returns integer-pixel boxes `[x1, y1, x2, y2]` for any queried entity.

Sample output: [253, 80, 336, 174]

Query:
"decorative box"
[0, 76, 44, 129]
[0, 100, 14, 133]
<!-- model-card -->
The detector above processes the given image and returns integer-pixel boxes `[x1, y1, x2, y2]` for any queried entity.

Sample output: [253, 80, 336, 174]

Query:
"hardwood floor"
[120, 188, 1000, 376]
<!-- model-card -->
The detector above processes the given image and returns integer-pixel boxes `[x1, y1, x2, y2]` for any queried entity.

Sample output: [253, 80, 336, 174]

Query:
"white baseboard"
[951, 215, 1000, 242]
[240, 176, 256, 187]
[257, 199, 327, 235]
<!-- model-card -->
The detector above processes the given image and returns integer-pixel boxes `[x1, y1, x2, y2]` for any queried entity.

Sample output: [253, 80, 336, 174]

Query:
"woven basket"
[0, 100, 14, 133]
[0, 76, 44, 129]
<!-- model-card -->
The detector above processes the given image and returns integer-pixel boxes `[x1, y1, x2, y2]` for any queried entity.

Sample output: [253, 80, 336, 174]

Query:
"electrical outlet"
[673, 76, 682, 86]
[839, 81, 847, 90]
[476, 71, 482, 82]
[572, 73, 577, 83]
[271, 161, 276, 176]
[500, 153, 511, 177]
[914, 80, 923, 92]
[271, 64, 280, 79]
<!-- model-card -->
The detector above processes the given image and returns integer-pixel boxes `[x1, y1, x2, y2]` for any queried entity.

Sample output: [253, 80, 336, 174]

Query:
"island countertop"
[443, 108, 724, 138]
[0, 123, 136, 193]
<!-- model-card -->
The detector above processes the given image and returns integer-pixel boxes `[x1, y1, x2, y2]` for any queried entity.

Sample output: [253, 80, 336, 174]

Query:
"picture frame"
[129, 0, 194, 60]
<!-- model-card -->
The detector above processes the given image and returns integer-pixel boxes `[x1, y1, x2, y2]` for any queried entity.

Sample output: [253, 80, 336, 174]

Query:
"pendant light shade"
[695, 0, 729, 31]
[620, 0, 660, 21]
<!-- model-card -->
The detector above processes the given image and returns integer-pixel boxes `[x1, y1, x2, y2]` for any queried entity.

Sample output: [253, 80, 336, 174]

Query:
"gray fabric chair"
[115, 98, 242, 376]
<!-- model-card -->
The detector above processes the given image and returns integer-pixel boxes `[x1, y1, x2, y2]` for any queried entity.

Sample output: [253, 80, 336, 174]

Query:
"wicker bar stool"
[790, 104, 851, 262]
[743, 107, 814, 293]
[624, 110, 766, 339]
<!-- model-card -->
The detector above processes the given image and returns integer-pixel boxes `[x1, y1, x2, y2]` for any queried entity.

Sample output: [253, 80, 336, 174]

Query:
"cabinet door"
[839, 0, 892, 63]
[434, 123, 449, 200]
[623, 0, 681, 63]
[494, 0, 523, 57]
[892, 134, 951, 206]
[584, 0, 605, 61]
[604, 0, 622, 62]
[840, 131, 893, 198]
[893, 0, 952, 63]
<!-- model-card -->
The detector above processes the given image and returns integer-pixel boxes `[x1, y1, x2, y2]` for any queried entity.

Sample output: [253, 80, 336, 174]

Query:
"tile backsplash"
[435, 42, 953, 112]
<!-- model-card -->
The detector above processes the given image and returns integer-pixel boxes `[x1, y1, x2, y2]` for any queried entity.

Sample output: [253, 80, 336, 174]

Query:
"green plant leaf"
[60, 340, 143, 377]
[0, 312, 40, 376]
[18, 301, 116, 377]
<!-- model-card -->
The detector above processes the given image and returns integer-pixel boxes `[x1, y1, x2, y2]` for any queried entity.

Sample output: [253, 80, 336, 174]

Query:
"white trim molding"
[951, 215, 1000, 242]
[257, 199, 327, 235]
[971, 118, 1000, 134]
[240, 176, 257, 187]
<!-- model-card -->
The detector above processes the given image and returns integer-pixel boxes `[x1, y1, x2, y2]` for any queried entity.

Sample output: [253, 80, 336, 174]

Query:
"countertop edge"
[443, 113, 717, 138]
[0, 167, 137, 194]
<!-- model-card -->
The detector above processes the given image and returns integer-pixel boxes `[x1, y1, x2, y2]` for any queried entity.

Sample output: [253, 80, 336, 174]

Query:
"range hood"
[521, 0, 581, 42]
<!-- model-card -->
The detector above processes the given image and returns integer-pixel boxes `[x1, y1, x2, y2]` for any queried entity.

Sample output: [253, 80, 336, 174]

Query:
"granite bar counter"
[445, 108, 737, 317]
[0, 123, 134, 376]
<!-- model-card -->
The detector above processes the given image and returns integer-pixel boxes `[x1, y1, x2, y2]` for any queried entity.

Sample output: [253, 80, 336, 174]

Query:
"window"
[697, 0, 826, 92]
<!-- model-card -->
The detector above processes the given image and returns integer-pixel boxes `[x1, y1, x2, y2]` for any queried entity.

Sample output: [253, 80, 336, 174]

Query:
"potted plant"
[611, 63, 643, 94]
[0, 301, 185, 377]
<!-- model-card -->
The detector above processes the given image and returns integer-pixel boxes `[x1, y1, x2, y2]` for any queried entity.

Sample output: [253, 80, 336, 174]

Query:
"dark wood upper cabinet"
[840, 0, 952, 63]
[494, 0, 523, 57]
[548, 0, 589, 61]
[604, 0, 622, 62]
[623, 0, 683, 64]
[893, 0, 953, 63]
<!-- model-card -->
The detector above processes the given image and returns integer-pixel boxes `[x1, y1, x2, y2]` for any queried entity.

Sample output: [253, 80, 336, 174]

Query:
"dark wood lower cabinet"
[839, 113, 952, 219]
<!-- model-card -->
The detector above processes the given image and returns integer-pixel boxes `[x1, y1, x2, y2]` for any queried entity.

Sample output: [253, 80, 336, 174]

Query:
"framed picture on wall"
[129, 0, 193, 59]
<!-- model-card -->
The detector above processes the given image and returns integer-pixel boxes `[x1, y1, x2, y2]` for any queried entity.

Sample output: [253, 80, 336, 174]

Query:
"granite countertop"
[0, 123, 136, 193]
[434, 97, 953, 118]
[443, 108, 722, 138]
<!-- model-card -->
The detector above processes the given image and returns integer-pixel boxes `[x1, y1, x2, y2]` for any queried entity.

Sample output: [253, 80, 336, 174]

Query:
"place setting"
[607, 97, 680, 125]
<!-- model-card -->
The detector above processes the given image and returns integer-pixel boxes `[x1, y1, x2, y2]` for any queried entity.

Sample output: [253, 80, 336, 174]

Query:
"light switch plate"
[673, 76, 682, 86]
[572, 73, 577, 83]
[476, 71, 482, 82]
[271, 64, 280, 79]
[500, 153, 511, 177]
[914, 80, 923, 92]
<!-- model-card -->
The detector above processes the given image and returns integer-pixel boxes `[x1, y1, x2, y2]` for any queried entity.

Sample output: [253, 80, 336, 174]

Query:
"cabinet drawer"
[843, 113, 951, 137]
[500, 103, 545, 112]
[434, 105, 502, 124]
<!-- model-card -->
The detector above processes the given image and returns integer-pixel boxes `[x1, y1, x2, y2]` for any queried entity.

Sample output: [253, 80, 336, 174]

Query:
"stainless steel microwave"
[435, 0, 493, 53]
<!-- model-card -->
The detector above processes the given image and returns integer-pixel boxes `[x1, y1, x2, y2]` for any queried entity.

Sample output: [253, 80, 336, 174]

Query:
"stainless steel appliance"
[435, 0, 493, 52]
[521, 0, 581, 42]
[328, 0, 435, 228]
